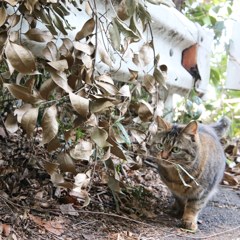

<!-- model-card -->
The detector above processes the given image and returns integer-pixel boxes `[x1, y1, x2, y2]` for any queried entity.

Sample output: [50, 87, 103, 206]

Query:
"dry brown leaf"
[25, 28, 53, 42]
[39, 78, 57, 100]
[139, 43, 154, 67]
[8, 14, 21, 28]
[0, 7, 7, 27]
[14, 103, 32, 123]
[4, 113, 18, 133]
[91, 127, 111, 148]
[41, 105, 59, 144]
[143, 74, 156, 94]
[44, 161, 59, 175]
[50, 70, 73, 93]
[138, 100, 153, 122]
[4, 0, 18, 6]
[21, 107, 39, 137]
[4, 83, 43, 104]
[70, 140, 93, 160]
[97, 40, 113, 67]
[95, 81, 119, 95]
[69, 92, 89, 118]
[47, 137, 61, 152]
[75, 18, 95, 41]
[57, 152, 76, 173]
[24, 0, 38, 13]
[43, 41, 59, 61]
[73, 41, 94, 55]
[90, 99, 115, 113]
[5, 42, 36, 74]
[48, 59, 68, 72]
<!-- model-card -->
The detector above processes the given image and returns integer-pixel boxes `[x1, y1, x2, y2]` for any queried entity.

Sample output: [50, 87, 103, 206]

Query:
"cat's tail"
[211, 116, 231, 138]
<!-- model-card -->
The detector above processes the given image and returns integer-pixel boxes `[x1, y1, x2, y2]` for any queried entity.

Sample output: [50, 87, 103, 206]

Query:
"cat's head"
[149, 118, 199, 168]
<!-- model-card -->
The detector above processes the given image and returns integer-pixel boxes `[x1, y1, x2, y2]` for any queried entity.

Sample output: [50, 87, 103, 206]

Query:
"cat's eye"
[172, 147, 181, 153]
[156, 143, 164, 150]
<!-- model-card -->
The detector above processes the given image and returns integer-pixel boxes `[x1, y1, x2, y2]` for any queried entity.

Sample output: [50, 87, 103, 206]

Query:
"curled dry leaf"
[119, 85, 131, 98]
[113, 17, 140, 41]
[95, 81, 119, 96]
[4, 113, 18, 133]
[14, 103, 32, 123]
[108, 136, 127, 160]
[51, 172, 65, 185]
[153, 67, 167, 88]
[47, 137, 61, 152]
[39, 78, 57, 100]
[139, 43, 154, 67]
[8, 14, 21, 28]
[90, 99, 115, 113]
[49, 70, 73, 93]
[108, 176, 121, 193]
[109, 20, 120, 51]
[130, 129, 146, 144]
[75, 18, 95, 41]
[41, 105, 59, 144]
[74, 173, 90, 188]
[70, 140, 93, 160]
[24, 0, 39, 14]
[48, 59, 68, 72]
[4, 0, 18, 6]
[60, 38, 74, 55]
[21, 107, 39, 138]
[73, 41, 94, 55]
[69, 92, 89, 119]
[97, 40, 113, 67]
[25, 28, 54, 42]
[143, 74, 156, 94]
[57, 152, 76, 174]
[91, 127, 112, 148]
[43, 41, 59, 61]
[5, 42, 36, 74]
[138, 100, 153, 122]
[4, 83, 43, 104]
[0, 7, 7, 27]
[44, 161, 59, 175]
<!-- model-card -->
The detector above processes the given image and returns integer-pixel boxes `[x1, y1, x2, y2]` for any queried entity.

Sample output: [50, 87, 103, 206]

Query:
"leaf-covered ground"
[1, 131, 240, 240]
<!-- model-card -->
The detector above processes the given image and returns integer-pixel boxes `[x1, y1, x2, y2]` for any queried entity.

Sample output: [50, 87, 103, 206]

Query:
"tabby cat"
[149, 117, 230, 231]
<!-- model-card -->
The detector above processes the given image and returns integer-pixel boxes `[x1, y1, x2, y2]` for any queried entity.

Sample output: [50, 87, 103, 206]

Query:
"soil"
[1, 132, 240, 240]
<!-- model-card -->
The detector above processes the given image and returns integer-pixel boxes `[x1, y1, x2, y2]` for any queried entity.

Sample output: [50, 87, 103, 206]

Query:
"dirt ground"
[1, 132, 240, 240]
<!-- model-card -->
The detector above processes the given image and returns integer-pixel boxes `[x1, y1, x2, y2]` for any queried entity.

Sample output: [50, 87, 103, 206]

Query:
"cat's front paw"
[181, 220, 198, 232]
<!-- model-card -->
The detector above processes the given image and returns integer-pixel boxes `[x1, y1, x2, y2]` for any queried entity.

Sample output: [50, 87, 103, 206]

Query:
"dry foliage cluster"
[0, 0, 174, 206]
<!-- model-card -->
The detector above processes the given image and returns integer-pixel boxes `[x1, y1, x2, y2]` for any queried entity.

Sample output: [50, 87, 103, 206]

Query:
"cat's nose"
[161, 150, 169, 159]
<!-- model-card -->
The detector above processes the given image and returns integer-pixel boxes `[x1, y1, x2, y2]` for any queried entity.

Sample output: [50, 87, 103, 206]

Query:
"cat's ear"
[182, 121, 198, 136]
[156, 116, 171, 130]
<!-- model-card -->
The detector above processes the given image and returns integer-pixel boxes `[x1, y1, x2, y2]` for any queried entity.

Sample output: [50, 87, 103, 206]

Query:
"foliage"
[0, 0, 173, 205]
[175, 0, 240, 137]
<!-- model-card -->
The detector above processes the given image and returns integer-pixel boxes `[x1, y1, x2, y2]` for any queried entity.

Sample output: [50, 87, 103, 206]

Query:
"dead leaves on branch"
[1, 0, 170, 205]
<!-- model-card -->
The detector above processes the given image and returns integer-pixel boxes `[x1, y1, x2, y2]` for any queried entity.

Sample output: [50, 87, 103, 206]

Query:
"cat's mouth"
[155, 153, 175, 166]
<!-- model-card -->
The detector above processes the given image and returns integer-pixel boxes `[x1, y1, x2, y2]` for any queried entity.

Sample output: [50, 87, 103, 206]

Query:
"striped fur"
[149, 117, 230, 231]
